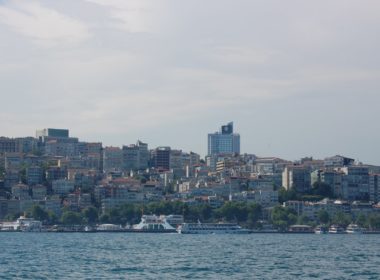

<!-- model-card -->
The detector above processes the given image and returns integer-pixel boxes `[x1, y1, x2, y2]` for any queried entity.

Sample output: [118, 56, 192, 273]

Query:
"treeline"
[7, 203, 380, 231]
[15, 201, 263, 228]
[271, 206, 380, 230]
[100, 201, 262, 228]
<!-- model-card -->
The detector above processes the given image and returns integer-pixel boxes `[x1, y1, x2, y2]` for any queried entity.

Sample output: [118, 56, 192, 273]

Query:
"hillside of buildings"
[1, 125, 380, 230]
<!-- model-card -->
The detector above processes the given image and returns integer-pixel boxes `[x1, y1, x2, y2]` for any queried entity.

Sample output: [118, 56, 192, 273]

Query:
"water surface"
[0, 233, 379, 279]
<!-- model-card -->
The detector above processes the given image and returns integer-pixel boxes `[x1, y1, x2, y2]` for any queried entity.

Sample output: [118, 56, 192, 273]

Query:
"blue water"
[0, 233, 379, 279]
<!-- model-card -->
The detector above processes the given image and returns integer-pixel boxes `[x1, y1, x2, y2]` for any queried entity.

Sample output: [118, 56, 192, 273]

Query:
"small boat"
[328, 224, 345, 234]
[346, 224, 363, 234]
[314, 225, 328, 234]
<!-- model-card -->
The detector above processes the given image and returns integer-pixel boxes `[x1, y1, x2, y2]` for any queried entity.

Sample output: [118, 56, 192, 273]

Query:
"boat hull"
[178, 223, 251, 234]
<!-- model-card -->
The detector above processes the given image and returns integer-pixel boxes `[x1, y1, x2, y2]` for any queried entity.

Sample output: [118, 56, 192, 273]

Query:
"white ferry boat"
[0, 216, 42, 232]
[132, 215, 176, 233]
[161, 214, 184, 227]
[346, 224, 363, 234]
[177, 221, 251, 234]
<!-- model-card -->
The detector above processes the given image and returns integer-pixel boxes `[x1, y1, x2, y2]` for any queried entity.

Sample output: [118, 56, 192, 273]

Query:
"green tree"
[300, 195, 324, 202]
[108, 208, 122, 224]
[145, 202, 162, 215]
[332, 212, 351, 227]
[216, 202, 248, 222]
[197, 204, 213, 221]
[297, 215, 311, 225]
[4, 213, 20, 221]
[271, 206, 297, 230]
[317, 210, 330, 224]
[61, 211, 83, 225]
[47, 211, 58, 225]
[171, 201, 186, 215]
[19, 167, 27, 184]
[247, 203, 262, 228]
[82, 206, 99, 224]
[31, 205, 49, 222]
[185, 205, 202, 222]
[355, 213, 367, 228]
[367, 213, 380, 230]
[312, 182, 334, 198]
[278, 187, 298, 203]
[119, 204, 140, 224]
[288, 213, 297, 225]
[99, 213, 110, 223]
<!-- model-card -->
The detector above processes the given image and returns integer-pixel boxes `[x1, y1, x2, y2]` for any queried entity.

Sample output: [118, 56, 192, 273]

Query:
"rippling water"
[0, 233, 379, 279]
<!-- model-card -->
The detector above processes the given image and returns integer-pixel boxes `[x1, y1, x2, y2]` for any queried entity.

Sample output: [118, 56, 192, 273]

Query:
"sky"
[0, 0, 379, 163]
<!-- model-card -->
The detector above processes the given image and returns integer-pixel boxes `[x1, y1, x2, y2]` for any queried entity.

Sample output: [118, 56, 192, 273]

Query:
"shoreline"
[1, 230, 380, 234]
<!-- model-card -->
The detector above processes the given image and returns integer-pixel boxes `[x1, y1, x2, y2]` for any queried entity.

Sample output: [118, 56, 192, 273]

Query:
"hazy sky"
[0, 0, 379, 163]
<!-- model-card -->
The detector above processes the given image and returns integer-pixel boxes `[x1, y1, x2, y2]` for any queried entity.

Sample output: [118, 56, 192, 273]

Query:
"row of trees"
[313, 210, 380, 230]
[270, 206, 380, 230]
[8, 202, 380, 230]
[18, 201, 263, 228]
[99, 201, 263, 228]
[4, 205, 100, 225]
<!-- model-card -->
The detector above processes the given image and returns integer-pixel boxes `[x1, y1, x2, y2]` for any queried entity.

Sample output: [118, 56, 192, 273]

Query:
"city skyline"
[0, 1, 379, 164]
[0, 125, 378, 167]
[1, 2, 379, 279]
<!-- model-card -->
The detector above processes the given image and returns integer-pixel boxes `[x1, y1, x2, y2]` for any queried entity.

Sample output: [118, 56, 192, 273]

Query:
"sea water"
[0, 233, 379, 279]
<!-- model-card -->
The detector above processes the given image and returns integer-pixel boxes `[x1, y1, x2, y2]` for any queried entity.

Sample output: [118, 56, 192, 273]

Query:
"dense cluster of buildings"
[0, 123, 379, 222]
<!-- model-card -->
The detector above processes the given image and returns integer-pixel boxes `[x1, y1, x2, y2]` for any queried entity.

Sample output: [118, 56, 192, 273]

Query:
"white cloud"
[0, 0, 379, 161]
[84, 0, 160, 33]
[0, 0, 90, 46]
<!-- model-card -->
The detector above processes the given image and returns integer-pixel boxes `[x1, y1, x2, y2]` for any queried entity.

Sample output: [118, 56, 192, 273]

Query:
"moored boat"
[177, 221, 251, 234]
[328, 224, 345, 234]
[346, 224, 363, 234]
[131, 215, 176, 233]
[314, 225, 328, 234]
[0, 216, 42, 232]
[288, 225, 313, 233]
[96, 224, 124, 232]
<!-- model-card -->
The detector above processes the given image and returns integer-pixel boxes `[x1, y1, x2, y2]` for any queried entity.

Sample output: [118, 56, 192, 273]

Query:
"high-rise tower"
[207, 122, 240, 156]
